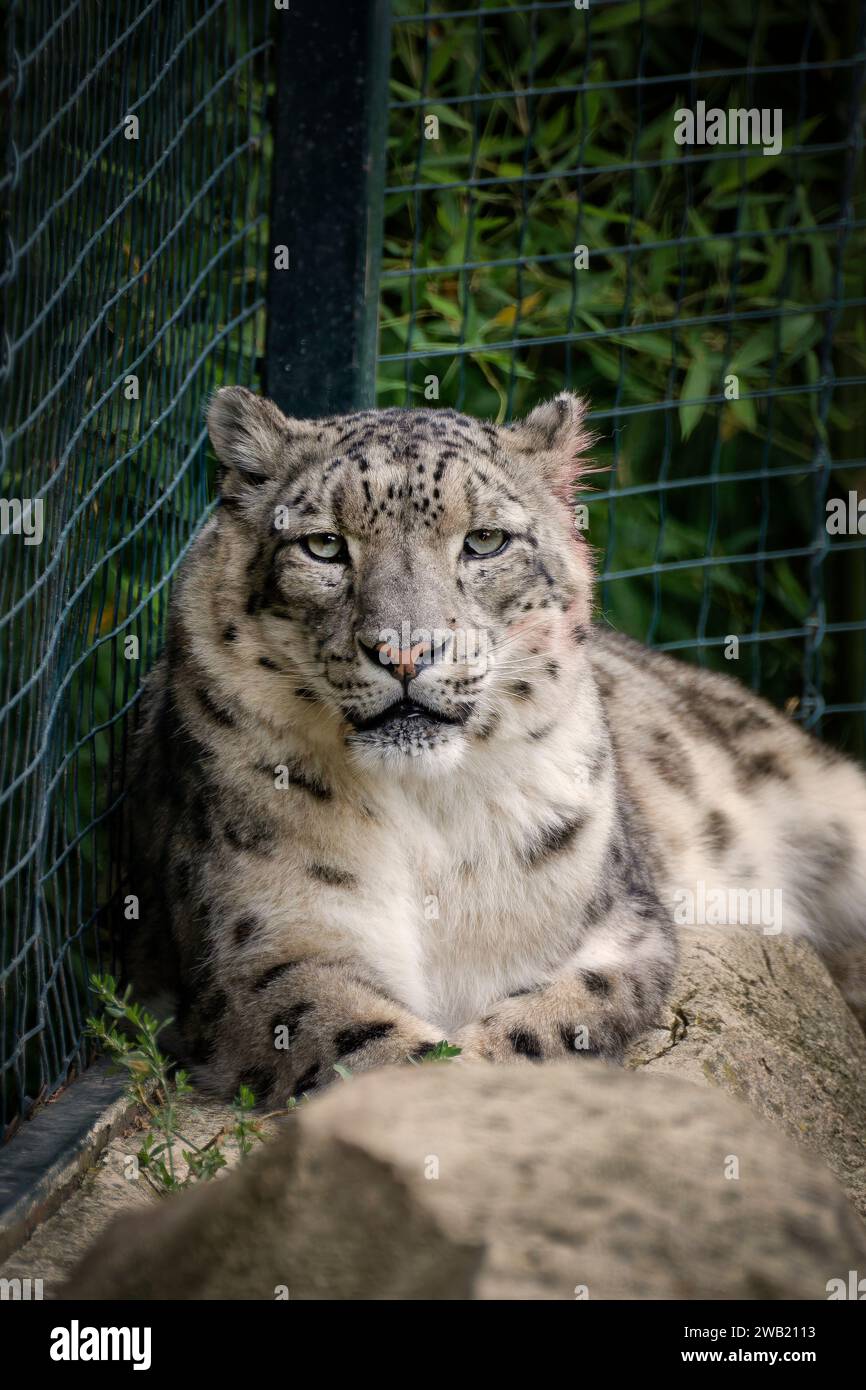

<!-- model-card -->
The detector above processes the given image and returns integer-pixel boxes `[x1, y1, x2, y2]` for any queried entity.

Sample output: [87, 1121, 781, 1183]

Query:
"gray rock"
[629, 927, 866, 1219]
[0, 1095, 251, 1295]
[64, 1060, 866, 1300]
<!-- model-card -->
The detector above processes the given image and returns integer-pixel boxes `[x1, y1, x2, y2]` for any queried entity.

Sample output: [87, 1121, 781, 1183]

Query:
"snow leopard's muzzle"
[341, 629, 480, 759]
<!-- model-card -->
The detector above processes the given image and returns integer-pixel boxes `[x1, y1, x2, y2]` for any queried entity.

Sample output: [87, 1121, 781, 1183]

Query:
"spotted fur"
[122, 389, 866, 1104]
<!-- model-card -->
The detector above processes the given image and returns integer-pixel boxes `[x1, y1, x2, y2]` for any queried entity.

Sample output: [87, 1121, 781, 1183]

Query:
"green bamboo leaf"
[729, 331, 776, 373]
[679, 356, 712, 442]
[728, 394, 758, 434]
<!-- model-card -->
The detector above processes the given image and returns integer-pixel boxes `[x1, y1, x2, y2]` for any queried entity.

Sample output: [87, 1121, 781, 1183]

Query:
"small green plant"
[412, 1041, 463, 1064]
[334, 1038, 463, 1082]
[86, 973, 278, 1196]
[87, 974, 463, 1192]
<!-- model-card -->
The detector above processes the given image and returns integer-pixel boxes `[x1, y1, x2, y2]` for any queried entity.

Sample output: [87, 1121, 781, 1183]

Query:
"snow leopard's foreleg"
[455, 835, 677, 1063]
[204, 956, 465, 1105]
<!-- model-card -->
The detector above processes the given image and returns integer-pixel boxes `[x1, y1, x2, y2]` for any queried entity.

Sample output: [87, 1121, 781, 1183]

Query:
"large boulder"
[629, 926, 866, 1218]
[63, 1059, 866, 1300]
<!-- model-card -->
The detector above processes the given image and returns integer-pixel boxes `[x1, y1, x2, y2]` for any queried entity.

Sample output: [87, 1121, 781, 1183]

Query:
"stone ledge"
[627, 927, 866, 1220]
[61, 1062, 866, 1300]
[0, 1063, 135, 1266]
[0, 1084, 278, 1295]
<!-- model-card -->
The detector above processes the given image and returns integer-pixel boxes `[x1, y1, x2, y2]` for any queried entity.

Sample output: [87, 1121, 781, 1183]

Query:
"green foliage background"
[378, 0, 866, 755]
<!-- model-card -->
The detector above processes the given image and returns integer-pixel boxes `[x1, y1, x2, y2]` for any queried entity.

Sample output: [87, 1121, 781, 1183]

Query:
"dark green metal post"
[265, 0, 392, 418]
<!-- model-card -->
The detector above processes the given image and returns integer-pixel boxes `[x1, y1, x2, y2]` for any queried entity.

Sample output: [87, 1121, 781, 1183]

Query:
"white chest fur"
[355, 731, 615, 1032]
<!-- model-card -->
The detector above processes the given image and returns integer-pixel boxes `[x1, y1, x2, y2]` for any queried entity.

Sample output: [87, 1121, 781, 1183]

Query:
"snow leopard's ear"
[502, 392, 593, 503]
[207, 386, 308, 503]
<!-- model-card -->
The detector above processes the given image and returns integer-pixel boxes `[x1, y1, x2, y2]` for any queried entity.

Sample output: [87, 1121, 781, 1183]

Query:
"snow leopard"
[122, 386, 866, 1104]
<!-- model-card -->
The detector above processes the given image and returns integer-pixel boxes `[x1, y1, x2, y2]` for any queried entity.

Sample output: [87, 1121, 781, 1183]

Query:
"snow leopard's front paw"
[453, 977, 638, 1065]
[331, 1020, 446, 1075]
[450, 1016, 536, 1065]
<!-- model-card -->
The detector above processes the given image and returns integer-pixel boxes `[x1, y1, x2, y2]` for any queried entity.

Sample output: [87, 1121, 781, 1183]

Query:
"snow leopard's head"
[205, 387, 594, 772]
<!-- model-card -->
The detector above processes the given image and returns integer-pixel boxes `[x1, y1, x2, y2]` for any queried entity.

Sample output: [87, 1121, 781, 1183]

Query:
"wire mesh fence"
[378, 0, 866, 754]
[0, 0, 270, 1136]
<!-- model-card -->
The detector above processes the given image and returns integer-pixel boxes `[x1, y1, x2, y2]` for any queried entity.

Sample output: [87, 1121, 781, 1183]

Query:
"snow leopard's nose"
[359, 634, 452, 681]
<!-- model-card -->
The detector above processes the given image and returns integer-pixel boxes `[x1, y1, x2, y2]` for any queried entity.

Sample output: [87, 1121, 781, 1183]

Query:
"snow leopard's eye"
[302, 532, 348, 562]
[463, 528, 509, 558]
